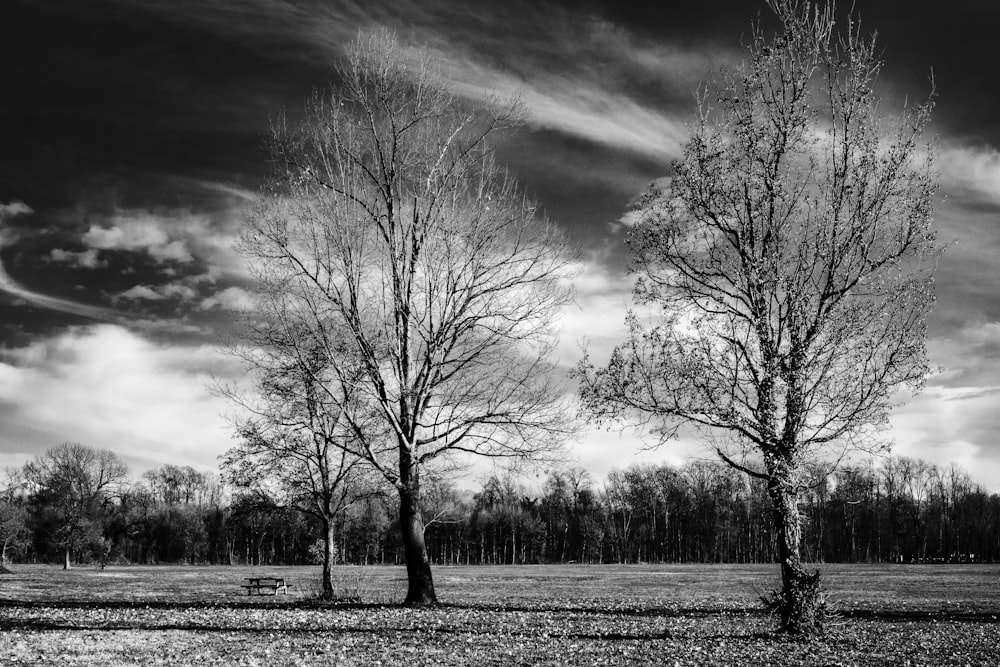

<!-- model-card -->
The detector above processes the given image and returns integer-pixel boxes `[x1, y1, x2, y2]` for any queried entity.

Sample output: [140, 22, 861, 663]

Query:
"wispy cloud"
[17, 195, 249, 328]
[445, 62, 689, 161]
[0, 270, 115, 322]
[389, 3, 721, 161]
[99, 0, 720, 163]
[0, 200, 115, 322]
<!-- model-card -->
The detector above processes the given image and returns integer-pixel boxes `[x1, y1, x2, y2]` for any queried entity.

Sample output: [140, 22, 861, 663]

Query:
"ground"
[0, 563, 997, 665]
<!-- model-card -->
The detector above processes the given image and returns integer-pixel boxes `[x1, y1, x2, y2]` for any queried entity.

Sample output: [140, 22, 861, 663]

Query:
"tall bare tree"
[23, 443, 128, 569]
[578, 0, 938, 634]
[237, 30, 576, 604]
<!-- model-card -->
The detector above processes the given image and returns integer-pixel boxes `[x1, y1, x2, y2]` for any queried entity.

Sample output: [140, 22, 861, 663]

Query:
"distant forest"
[3, 452, 999, 567]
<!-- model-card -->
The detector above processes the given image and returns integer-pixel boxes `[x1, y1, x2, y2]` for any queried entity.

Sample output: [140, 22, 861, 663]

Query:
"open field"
[1, 563, 998, 665]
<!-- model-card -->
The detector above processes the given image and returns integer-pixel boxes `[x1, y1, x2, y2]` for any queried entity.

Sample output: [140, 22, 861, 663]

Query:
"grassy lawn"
[1, 563, 998, 665]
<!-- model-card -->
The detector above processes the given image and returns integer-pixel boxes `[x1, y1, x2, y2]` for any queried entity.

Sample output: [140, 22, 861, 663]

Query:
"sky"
[3, 0, 1000, 491]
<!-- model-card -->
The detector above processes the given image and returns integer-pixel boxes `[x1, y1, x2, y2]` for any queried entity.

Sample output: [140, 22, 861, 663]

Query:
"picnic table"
[242, 576, 289, 596]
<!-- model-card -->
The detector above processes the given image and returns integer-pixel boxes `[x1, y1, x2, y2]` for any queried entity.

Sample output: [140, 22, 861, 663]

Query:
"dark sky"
[2, 0, 1000, 488]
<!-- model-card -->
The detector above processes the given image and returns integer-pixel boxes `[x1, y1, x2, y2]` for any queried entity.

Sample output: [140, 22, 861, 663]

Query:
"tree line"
[4, 443, 998, 570]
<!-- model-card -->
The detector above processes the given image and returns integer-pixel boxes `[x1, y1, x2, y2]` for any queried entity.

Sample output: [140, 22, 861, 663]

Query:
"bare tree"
[23, 443, 128, 569]
[142, 465, 223, 509]
[0, 502, 29, 571]
[0, 469, 31, 571]
[237, 30, 576, 604]
[220, 337, 377, 599]
[578, 0, 938, 634]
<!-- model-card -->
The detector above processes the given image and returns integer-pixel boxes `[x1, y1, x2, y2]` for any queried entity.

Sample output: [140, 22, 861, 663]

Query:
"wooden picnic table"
[242, 576, 289, 596]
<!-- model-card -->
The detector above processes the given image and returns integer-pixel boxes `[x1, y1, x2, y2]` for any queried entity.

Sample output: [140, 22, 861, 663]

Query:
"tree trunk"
[320, 517, 336, 600]
[399, 485, 436, 605]
[768, 480, 822, 634]
[63, 546, 71, 570]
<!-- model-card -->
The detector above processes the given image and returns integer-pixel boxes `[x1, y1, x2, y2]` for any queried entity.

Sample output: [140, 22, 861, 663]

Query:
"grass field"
[1, 563, 998, 665]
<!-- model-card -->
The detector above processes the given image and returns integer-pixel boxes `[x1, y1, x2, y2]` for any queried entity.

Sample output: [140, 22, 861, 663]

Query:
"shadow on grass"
[1, 598, 996, 637]
[835, 608, 1000, 622]
[3, 597, 998, 616]
[0, 607, 771, 642]
[439, 602, 1000, 624]
[0, 597, 755, 615]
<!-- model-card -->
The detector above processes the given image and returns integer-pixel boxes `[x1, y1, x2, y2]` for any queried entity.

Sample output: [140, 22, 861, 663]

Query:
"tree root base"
[760, 569, 825, 635]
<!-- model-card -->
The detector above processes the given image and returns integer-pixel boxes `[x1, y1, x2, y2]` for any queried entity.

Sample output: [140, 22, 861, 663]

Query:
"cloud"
[450, 65, 689, 161]
[939, 143, 1000, 204]
[49, 247, 105, 269]
[116, 283, 198, 302]
[891, 388, 1000, 493]
[0, 325, 243, 471]
[82, 214, 194, 264]
[0, 271, 114, 321]
[0, 201, 115, 322]
[0, 200, 34, 247]
[926, 321, 1000, 390]
[92, 205, 247, 280]
[0, 200, 33, 220]
[182, 178, 257, 203]
[161, 284, 199, 300]
[6, 195, 250, 327]
[556, 256, 633, 366]
[199, 286, 253, 311]
[570, 427, 696, 483]
[389, 4, 720, 162]
[117, 285, 165, 301]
